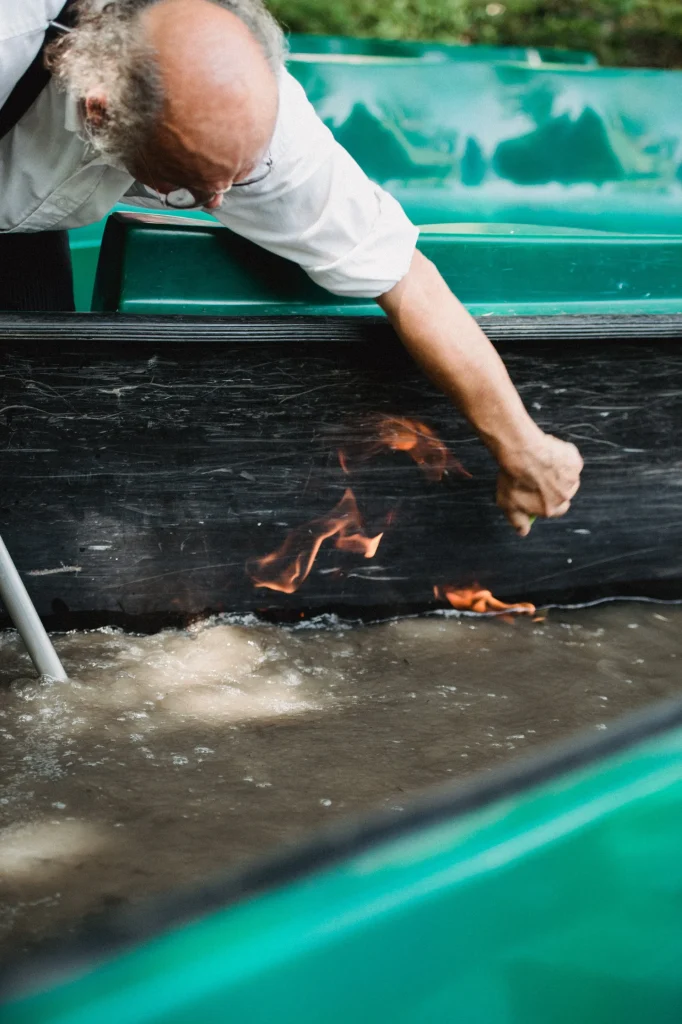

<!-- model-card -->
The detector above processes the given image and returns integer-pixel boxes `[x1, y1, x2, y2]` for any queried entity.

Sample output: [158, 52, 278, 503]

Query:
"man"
[0, 0, 582, 535]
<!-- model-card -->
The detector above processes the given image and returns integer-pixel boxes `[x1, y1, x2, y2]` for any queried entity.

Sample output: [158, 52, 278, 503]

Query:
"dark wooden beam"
[1, 315, 681, 626]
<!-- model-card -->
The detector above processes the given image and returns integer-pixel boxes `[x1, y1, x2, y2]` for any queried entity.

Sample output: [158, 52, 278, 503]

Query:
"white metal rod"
[0, 535, 67, 680]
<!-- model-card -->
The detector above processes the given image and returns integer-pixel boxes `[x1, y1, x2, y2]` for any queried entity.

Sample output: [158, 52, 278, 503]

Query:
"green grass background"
[269, 0, 682, 68]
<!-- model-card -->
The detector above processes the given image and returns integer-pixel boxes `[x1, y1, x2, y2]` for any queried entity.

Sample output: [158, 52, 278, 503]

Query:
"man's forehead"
[139, 137, 259, 187]
[141, 146, 207, 185]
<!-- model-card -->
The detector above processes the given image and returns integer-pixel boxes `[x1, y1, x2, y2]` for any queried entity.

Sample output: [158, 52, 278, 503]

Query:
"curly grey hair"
[46, 0, 285, 166]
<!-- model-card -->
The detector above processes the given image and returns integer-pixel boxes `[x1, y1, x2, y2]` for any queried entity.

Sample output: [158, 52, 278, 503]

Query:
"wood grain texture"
[1, 320, 681, 625]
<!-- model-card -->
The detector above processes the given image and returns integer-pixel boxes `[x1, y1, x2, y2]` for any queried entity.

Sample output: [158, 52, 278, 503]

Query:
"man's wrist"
[484, 420, 547, 476]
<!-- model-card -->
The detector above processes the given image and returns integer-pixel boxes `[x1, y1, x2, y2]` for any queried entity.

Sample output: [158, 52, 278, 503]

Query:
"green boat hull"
[4, 698, 682, 1023]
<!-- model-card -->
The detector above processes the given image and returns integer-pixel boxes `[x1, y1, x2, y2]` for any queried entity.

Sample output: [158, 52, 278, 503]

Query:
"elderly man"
[0, 0, 582, 535]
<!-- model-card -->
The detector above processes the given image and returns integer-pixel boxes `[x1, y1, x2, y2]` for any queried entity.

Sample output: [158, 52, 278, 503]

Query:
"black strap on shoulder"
[0, 0, 78, 143]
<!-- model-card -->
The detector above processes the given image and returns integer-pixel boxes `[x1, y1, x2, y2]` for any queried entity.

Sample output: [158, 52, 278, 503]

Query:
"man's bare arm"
[377, 250, 582, 536]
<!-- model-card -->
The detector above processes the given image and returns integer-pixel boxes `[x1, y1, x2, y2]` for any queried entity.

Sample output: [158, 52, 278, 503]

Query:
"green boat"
[3, 696, 682, 1023]
[3, 34, 682, 1022]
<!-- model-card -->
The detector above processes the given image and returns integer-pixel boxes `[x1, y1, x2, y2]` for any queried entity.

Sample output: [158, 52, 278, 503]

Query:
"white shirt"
[0, 1, 418, 297]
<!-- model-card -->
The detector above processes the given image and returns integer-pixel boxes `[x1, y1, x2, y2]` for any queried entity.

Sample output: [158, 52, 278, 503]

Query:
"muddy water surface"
[1, 603, 681, 957]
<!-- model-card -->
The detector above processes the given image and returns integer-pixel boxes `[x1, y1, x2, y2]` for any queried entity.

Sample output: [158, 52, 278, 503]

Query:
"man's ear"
[84, 92, 108, 131]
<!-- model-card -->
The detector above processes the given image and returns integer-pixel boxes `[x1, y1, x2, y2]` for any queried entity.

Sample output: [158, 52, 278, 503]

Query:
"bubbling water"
[0, 603, 680, 955]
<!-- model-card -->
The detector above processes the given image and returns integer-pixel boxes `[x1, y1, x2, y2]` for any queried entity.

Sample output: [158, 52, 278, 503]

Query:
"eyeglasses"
[163, 156, 274, 209]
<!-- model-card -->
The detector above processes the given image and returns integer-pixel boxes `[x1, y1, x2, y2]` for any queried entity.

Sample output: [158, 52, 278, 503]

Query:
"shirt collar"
[63, 91, 82, 134]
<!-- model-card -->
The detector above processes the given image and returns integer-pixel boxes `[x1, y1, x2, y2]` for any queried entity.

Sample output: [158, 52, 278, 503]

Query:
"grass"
[268, 0, 682, 68]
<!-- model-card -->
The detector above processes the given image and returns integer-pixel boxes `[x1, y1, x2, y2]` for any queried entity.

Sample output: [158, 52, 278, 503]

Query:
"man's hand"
[495, 434, 583, 537]
[377, 250, 583, 532]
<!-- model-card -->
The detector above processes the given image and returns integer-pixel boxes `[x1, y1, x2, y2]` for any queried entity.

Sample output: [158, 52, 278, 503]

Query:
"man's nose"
[203, 188, 231, 211]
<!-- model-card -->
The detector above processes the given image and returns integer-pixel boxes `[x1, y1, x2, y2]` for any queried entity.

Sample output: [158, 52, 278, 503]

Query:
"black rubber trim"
[1, 312, 682, 343]
[3, 692, 682, 1000]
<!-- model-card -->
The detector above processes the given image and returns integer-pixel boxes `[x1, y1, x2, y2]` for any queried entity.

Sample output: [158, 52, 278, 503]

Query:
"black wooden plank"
[1, 321, 682, 625]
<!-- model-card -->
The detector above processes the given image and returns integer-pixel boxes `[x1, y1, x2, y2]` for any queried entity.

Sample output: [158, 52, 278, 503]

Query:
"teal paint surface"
[91, 214, 682, 317]
[5, 722, 682, 1023]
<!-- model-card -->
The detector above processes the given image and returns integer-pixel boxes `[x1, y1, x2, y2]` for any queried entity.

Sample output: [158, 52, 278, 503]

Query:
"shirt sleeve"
[212, 69, 419, 298]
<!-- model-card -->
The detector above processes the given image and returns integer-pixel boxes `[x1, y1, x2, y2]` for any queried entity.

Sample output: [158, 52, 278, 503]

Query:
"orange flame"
[340, 415, 470, 482]
[245, 416, 539, 610]
[247, 489, 383, 594]
[434, 585, 535, 616]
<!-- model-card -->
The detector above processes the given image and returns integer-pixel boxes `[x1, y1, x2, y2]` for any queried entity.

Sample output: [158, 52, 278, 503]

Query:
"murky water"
[1, 603, 681, 958]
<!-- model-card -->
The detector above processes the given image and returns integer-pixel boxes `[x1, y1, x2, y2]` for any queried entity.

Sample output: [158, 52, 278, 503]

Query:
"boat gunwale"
[3, 311, 682, 342]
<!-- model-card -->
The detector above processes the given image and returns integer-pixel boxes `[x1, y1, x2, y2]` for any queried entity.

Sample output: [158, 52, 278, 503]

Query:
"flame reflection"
[247, 489, 383, 594]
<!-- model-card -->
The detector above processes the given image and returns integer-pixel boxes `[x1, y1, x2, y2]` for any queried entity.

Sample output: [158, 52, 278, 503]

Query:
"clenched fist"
[496, 434, 583, 537]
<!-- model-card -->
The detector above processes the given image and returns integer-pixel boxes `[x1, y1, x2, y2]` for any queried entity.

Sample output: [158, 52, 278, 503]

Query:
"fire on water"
[433, 585, 536, 617]
[246, 414, 535, 616]
[247, 488, 382, 594]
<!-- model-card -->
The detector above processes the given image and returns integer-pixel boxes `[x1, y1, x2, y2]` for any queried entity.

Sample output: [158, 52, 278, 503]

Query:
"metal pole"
[0, 535, 67, 680]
